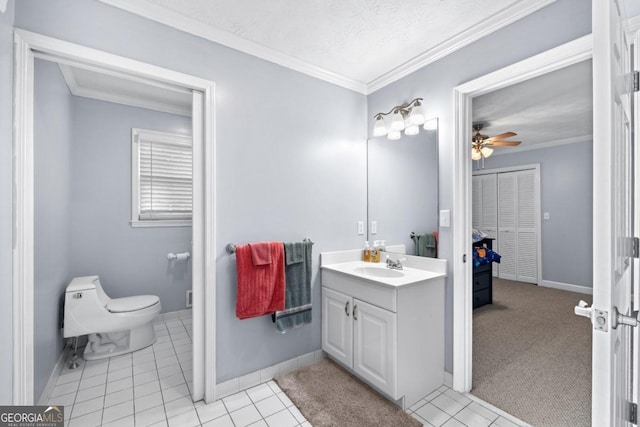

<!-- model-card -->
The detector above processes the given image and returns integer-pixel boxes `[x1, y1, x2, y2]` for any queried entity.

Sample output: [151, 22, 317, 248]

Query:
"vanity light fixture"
[372, 98, 428, 139]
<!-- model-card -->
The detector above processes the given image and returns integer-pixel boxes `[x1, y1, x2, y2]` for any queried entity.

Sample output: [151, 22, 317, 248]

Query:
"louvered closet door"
[498, 174, 518, 280]
[497, 170, 538, 283]
[516, 171, 537, 283]
[473, 174, 499, 276]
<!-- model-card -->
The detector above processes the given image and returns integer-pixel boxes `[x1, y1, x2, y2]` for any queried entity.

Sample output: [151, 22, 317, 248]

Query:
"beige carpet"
[473, 278, 592, 427]
[275, 358, 421, 427]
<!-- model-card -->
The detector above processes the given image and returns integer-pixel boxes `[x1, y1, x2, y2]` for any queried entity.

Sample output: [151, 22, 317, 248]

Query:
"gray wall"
[14, 0, 367, 383]
[367, 0, 591, 373]
[0, 0, 14, 405]
[70, 97, 192, 313]
[34, 59, 74, 402]
[482, 141, 593, 288]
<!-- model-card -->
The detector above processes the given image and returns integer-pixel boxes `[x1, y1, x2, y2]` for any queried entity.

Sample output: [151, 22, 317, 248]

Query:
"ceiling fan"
[472, 123, 521, 161]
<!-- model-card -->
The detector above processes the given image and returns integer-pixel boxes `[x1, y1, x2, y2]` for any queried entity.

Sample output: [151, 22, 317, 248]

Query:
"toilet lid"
[106, 295, 160, 313]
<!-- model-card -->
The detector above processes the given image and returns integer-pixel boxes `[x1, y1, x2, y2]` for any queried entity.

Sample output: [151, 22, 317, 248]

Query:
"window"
[131, 128, 192, 227]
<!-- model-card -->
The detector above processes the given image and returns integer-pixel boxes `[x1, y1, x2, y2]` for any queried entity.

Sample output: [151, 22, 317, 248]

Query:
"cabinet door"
[322, 287, 353, 368]
[353, 299, 397, 398]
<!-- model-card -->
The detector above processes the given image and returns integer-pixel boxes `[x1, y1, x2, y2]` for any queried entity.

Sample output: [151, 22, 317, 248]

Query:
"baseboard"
[540, 280, 592, 295]
[216, 349, 327, 399]
[37, 342, 72, 405]
[443, 371, 453, 388]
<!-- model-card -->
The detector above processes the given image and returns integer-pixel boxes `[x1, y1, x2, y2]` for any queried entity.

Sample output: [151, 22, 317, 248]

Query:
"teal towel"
[412, 233, 437, 258]
[275, 241, 313, 333]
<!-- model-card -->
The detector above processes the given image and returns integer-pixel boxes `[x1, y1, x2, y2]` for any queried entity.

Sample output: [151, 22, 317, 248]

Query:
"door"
[322, 288, 353, 367]
[497, 170, 538, 283]
[473, 174, 499, 275]
[591, 0, 635, 424]
[353, 299, 397, 398]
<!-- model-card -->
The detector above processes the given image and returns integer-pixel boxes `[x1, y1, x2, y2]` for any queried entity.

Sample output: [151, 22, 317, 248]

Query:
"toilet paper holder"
[167, 252, 191, 261]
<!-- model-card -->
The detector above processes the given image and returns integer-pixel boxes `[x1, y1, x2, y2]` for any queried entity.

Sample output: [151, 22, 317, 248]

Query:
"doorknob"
[574, 300, 608, 331]
[612, 307, 639, 329]
[575, 300, 639, 330]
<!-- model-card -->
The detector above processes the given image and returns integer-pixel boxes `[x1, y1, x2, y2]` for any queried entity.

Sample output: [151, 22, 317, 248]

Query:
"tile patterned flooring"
[46, 315, 527, 427]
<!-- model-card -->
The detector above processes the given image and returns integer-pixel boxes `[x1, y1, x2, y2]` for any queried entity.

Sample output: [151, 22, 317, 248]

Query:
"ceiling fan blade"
[488, 140, 521, 146]
[488, 132, 517, 141]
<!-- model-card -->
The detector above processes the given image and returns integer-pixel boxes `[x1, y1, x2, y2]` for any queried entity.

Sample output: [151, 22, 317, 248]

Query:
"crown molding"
[58, 63, 191, 116]
[100, 0, 555, 95]
[366, 0, 557, 93]
[98, 0, 368, 94]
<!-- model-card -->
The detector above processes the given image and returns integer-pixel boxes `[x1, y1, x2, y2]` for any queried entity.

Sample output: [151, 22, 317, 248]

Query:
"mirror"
[367, 118, 439, 255]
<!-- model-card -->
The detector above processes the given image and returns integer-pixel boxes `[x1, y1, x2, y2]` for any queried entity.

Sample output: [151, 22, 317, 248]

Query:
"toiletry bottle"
[372, 240, 380, 263]
[363, 241, 371, 262]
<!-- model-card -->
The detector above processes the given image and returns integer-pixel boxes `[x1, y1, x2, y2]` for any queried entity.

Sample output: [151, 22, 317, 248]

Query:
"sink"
[353, 266, 405, 278]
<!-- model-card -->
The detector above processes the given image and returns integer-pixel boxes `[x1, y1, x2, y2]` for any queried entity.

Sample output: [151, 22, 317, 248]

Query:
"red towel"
[235, 242, 285, 319]
[249, 242, 272, 265]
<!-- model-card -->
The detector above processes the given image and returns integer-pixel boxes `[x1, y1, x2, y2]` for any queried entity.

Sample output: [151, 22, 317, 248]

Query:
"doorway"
[451, 34, 593, 392]
[12, 30, 216, 405]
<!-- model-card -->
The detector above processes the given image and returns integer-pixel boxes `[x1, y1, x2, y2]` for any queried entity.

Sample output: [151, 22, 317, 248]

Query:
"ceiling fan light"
[373, 115, 387, 136]
[390, 110, 405, 131]
[480, 147, 493, 158]
[404, 124, 419, 136]
[408, 103, 425, 125]
[387, 130, 402, 140]
[471, 148, 482, 161]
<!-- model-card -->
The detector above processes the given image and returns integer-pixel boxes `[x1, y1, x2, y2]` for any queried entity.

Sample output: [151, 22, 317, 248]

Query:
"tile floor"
[46, 315, 527, 427]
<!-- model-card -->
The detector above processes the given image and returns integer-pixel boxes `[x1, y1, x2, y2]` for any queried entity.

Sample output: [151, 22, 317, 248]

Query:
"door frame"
[451, 34, 593, 392]
[12, 29, 217, 404]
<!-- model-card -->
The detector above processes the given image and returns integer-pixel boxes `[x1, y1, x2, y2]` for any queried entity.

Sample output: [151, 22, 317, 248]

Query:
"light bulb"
[390, 110, 405, 131]
[408, 102, 425, 125]
[404, 125, 419, 136]
[423, 118, 438, 130]
[373, 116, 387, 137]
[387, 130, 401, 140]
[471, 149, 482, 161]
[480, 147, 493, 158]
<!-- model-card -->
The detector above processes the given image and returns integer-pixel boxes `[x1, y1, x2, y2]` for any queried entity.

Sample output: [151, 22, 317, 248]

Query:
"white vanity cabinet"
[322, 288, 397, 397]
[321, 264, 445, 409]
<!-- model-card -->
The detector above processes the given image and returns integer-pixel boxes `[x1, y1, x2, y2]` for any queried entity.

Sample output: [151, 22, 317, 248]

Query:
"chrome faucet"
[386, 256, 405, 270]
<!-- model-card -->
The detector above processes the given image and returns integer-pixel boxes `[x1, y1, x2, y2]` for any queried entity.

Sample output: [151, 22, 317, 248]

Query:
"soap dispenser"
[372, 240, 381, 263]
[363, 241, 371, 262]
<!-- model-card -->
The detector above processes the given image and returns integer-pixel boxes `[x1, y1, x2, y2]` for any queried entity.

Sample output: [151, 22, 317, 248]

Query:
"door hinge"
[629, 401, 637, 424]
[634, 71, 640, 92]
[633, 237, 640, 258]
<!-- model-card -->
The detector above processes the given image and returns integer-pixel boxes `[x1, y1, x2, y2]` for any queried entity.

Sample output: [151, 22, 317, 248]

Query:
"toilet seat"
[106, 295, 160, 313]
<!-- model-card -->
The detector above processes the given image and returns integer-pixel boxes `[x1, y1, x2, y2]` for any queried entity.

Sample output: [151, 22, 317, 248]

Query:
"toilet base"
[83, 322, 157, 360]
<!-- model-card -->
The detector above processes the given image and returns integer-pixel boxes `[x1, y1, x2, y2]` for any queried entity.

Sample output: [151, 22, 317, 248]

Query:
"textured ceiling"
[100, 0, 555, 92]
[473, 59, 593, 153]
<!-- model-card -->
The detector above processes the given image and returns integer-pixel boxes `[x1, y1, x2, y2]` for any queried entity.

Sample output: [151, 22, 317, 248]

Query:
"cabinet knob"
[345, 301, 350, 317]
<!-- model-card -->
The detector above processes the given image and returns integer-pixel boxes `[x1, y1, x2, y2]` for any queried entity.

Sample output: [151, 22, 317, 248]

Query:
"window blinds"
[137, 133, 192, 221]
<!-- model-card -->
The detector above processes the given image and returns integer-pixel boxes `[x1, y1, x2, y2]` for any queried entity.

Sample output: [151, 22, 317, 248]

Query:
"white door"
[590, 0, 636, 424]
[322, 288, 353, 367]
[353, 299, 397, 398]
[497, 170, 538, 283]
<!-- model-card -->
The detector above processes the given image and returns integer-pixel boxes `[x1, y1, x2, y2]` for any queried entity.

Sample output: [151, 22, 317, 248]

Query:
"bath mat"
[274, 358, 421, 427]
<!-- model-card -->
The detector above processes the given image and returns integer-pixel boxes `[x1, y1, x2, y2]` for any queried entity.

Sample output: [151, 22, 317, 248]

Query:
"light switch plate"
[439, 210, 451, 227]
[357, 221, 364, 235]
[544, 212, 550, 220]
[370, 221, 377, 234]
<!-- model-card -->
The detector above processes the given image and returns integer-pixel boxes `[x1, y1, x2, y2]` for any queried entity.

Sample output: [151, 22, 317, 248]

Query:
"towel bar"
[226, 238, 313, 255]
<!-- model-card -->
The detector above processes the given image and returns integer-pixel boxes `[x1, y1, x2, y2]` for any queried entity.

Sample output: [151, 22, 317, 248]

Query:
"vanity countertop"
[321, 260, 445, 288]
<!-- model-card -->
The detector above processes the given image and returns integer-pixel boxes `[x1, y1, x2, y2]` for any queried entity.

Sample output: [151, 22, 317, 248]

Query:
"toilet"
[63, 275, 161, 360]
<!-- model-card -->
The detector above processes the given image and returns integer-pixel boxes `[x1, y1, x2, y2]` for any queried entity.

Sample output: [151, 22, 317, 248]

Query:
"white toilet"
[63, 275, 161, 360]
